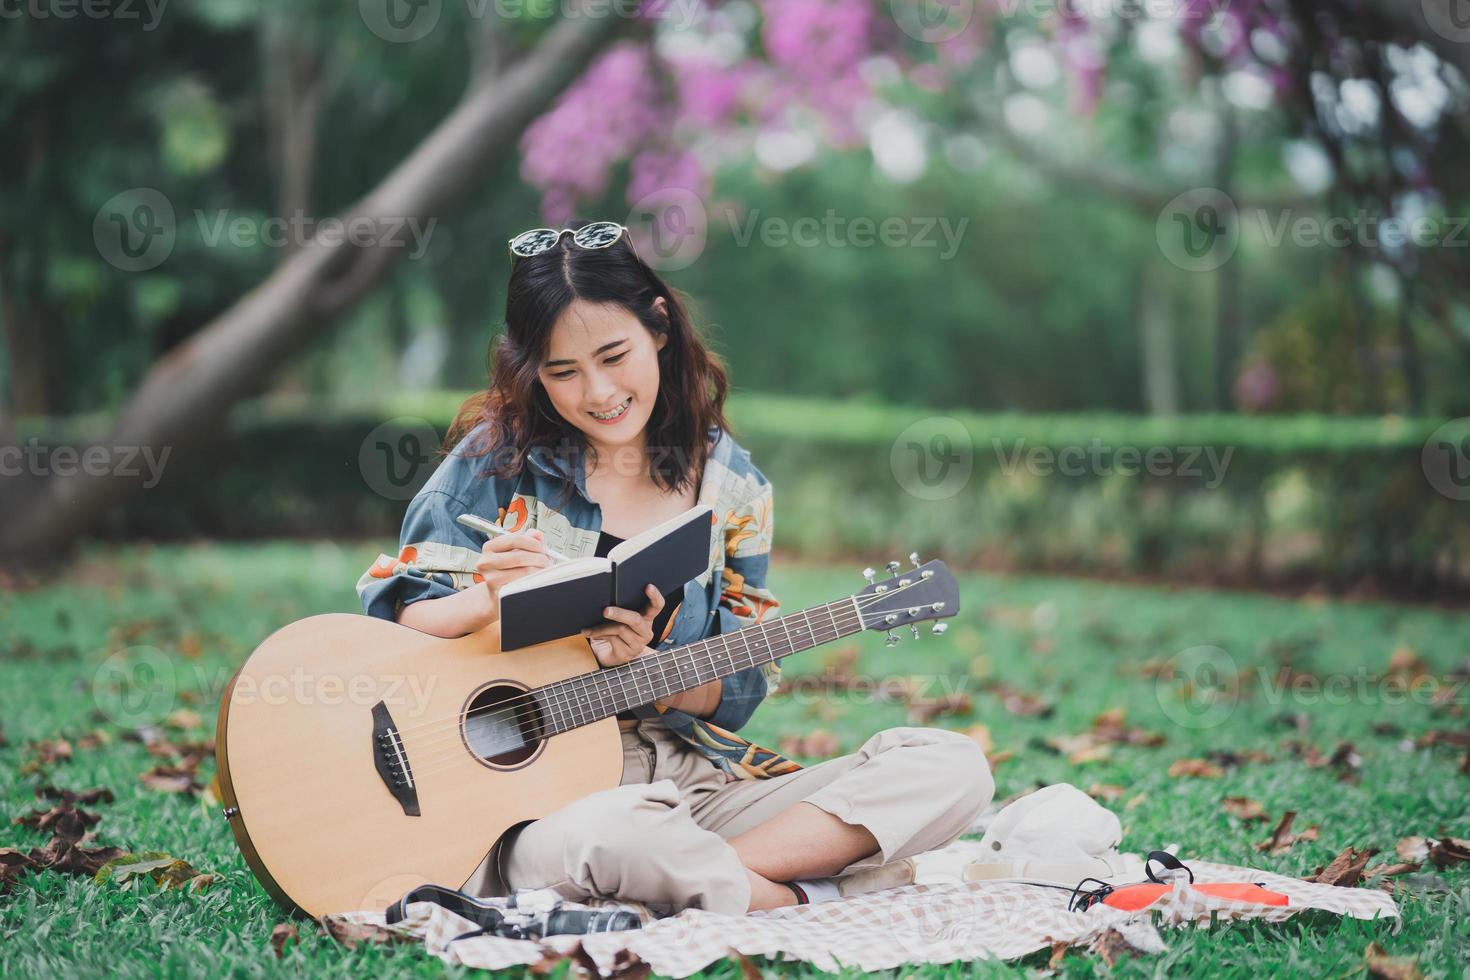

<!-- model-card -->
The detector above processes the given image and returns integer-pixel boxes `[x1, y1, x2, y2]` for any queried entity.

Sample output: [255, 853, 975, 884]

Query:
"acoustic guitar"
[214, 557, 959, 916]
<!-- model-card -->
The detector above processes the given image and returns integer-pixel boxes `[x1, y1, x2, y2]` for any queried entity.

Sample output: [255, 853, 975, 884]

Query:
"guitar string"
[387, 578, 924, 756]
[383, 578, 924, 745]
[396, 579, 939, 776]
[396, 599, 869, 774]
[397, 606, 875, 782]
[230, 577, 943, 810]
[399, 604, 866, 777]
[374, 577, 939, 772]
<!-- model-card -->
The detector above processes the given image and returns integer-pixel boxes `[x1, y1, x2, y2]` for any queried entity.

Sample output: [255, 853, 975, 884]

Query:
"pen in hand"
[456, 513, 571, 563]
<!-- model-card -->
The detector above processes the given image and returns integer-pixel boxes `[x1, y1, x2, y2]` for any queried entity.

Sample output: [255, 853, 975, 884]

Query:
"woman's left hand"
[580, 583, 665, 667]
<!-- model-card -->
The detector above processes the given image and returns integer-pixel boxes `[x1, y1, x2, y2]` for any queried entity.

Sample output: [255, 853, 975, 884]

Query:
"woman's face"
[538, 297, 668, 451]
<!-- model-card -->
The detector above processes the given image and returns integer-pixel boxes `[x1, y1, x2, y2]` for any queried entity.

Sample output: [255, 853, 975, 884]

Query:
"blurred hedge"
[56, 393, 1469, 595]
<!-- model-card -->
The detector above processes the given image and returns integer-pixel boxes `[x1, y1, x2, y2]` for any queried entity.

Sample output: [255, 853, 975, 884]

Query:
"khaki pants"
[465, 720, 994, 916]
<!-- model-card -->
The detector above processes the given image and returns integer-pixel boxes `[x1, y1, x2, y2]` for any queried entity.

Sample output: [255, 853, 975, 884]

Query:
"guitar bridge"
[371, 701, 420, 816]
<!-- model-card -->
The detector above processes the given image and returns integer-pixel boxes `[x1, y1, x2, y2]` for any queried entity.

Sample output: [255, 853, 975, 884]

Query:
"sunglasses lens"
[572, 222, 623, 249]
[510, 229, 561, 257]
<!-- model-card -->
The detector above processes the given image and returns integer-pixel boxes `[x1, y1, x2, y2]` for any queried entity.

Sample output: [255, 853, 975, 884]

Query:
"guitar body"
[215, 613, 622, 917]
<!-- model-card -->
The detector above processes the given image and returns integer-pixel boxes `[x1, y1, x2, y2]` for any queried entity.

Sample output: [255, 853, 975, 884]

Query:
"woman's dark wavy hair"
[446, 219, 731, 507]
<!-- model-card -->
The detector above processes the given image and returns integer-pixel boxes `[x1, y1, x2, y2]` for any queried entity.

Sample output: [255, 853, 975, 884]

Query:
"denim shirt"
[356, 422, 799, 781]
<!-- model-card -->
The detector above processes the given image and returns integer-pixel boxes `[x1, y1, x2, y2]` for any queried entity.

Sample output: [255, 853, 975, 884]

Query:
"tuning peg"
[862, 567, 876, 584]
[930, 622, 948, 636]
[885, 560, 901, 574]
[909, 624, 921, 640]
[909, 552, 921, 569]
[884, 630, 900, 647]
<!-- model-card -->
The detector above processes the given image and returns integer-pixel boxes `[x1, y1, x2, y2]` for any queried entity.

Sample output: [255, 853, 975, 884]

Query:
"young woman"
[357, 221, 993, 916]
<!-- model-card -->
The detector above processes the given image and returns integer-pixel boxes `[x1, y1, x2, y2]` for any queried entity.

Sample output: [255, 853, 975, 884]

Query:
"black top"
[596, 530, 682, 722]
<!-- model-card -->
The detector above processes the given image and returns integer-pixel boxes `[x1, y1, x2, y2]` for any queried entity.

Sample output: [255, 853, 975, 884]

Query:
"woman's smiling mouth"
[589, 396, 632, 423]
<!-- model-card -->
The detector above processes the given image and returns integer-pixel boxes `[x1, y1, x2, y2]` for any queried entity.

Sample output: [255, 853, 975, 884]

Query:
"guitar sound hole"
[462, 683, 544, 769]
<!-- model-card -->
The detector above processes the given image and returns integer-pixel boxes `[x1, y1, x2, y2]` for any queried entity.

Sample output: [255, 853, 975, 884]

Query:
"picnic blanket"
[322, 851, 1399, 976]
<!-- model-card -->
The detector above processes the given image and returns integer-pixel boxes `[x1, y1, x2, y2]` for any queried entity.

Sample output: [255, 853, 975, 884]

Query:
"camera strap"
[385, 883, 508, 943]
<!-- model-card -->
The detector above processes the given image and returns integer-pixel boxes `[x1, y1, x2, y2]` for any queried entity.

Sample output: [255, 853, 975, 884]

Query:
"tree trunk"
[1139, 258, 1180, 415]
[1212, 99, 1241, 412]
[262, 17, 327, 259]
[1396, 268, 1425, 415]
[0, 233, 51, 417]
[0, 5, 636, 564]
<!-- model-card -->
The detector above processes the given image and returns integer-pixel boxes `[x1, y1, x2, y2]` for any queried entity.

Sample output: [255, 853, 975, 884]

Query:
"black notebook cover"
[497, 506, 713, 651]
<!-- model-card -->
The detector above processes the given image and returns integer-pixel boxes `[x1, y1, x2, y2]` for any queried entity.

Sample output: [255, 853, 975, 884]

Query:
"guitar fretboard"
[530, 596, 865, 735]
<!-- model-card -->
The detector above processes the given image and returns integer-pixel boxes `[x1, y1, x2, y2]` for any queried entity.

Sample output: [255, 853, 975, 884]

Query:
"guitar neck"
[532, 596, 865, 735]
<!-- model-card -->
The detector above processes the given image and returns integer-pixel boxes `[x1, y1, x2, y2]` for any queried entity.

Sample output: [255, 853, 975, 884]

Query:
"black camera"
[386, 884, 643, 942]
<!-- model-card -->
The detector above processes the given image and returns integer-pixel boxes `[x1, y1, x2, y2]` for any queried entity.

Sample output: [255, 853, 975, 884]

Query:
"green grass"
[2, 541, 1468, 978]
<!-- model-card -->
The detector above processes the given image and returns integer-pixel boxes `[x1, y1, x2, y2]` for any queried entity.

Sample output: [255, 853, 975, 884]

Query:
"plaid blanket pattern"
[324, 857, 1398, 976]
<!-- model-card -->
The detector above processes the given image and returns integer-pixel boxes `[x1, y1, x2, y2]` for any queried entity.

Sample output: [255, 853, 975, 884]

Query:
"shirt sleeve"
[354, 416, 524, 629]
[704, 476, 781, 733]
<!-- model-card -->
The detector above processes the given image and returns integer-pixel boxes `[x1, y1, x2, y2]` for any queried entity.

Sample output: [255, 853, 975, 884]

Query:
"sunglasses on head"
[507, 221, 631, 259]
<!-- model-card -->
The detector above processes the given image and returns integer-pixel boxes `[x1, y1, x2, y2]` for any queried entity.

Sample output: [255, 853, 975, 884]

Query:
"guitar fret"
[544, 686, 560, 734]
[825, 601, 842, 641]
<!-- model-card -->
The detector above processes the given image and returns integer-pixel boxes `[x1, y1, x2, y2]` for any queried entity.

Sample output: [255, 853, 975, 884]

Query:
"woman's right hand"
[474, 529, 553, 619]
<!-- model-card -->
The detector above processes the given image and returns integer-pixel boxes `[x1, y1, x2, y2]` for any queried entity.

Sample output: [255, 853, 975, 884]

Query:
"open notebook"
[496, 504, 714, 651]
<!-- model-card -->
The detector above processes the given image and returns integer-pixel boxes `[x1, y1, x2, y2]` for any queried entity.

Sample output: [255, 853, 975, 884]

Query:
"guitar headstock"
[852, 554, 959, 646]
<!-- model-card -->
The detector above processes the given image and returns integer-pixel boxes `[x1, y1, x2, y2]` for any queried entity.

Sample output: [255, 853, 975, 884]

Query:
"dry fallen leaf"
[733, 952, 764, 980]
[35, 786, 115, 807]
[76, 730, 113, 751]
[961, 724, 993, 754]
[164, 709, 205, 731]
[140, 765, 204, 795]
[1206, 749, 1272, 768]
[271, 923, 299, 958]
[1307, 847, 1377, 887]
[1256, 811, 1320, 855]
[1090, 928, 1146, 967]
[1168, 758, 1225, 779]
[985, 682, 1054, 718]
[1386, 647, 1428, 682]
[19, 739, 73, 775]
[1088, 784, 1125, 803]
[778, 731, 840, 759]
[30, 836, 127, 878]
[318, 914, 410, 951]
[1222, 796, 1269, 822]
[1090, 708, 1167, 747]
[1047, 941, 1069, 970]
[906, 693, 974, 724]
[13, 803, 102, 842]
[1396, 836, 1470, 870]
[1042, 734, 1114, 765]
[1285, 740, 1362, 783]
[1364, 861, 1421, 880]
[1364, 941, 1422, 980]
